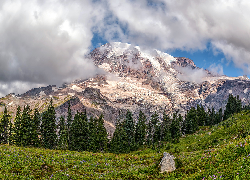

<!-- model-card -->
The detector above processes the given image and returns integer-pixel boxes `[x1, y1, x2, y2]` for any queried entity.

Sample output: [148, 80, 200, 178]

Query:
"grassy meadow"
[0, 111, 250, 179]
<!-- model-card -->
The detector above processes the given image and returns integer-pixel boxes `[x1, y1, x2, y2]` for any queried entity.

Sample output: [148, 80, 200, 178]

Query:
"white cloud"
[105, 0, 250, 74]
[0, 0, 107, 97]
[208, 63, 224, 76]
[176, 66, 207, 83]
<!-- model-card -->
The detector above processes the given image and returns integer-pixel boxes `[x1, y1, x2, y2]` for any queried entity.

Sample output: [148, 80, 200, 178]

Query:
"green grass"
[1, 111, 250, 179]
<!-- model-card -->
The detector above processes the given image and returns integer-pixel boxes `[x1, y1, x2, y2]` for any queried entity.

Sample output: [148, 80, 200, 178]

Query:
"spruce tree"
[41, 99, 57, 149]
[236, 95, 242, 113]
[224, 94, 236, 120]
[14, 106, 22, 146]
[135, 110, 147, 147]
[215, 108, 223, 124]
[88, 116, 98, 152]
[0, 106, 10, 144]
[109, 120, 129, 153]
[184, 107, 198, 134]
[32, 108, 41, 147]
[20, 105, 32, 146]
[58, 116, 68, 150]
[210, 107, 216, 126]
[70, 111, 89, 151]
[162, 112, 171, 142]
[146, 111, 159, 146]
[95, 114, 108, 152]
[197, 104, 206, 126]
[66, 101, 72, 149]
[170, 112, 181, 142]
[124, 110, 136, 151]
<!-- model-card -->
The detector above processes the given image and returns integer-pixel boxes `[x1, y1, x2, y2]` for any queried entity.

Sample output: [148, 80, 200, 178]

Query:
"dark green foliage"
[14, 106, 22, 146]
[66, 101, 72, 148]
[0, 106, 10, 144]
[124, 110, 136, 151]
[69, 111, 89, 151]
[183, 107, 198, 134]
[58, 116, 68, 150]
[88, 116, 98, 152]
[8, 119, 14, 145]
[196, 104, 206, 126]
[109, 120, 129, 153]
[224, 94, 242, 120]
[135, 110, 147, 146]
[215, 108, 223, 124]
[161, 113, 171, 142]
[41, 99, 57, 149]
[147, 112, 159, 145]
[170, 112, 181, 142]
[95, 114, 108, 152]
[20, 105, 33, 146]
[31, 108, 41, 147]
[209, 107, 216, 126]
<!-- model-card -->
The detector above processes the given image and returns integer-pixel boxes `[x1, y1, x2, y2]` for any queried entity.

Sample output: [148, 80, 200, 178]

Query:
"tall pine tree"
[14, 106, 22, 146]
[0, 106, 10, 144]
[135, 111, 147, 147]
[58, 116, 68, 150]
[123, 110, 136, 151]
[41, 99, 57, 149]
[70, 111, 89, 151]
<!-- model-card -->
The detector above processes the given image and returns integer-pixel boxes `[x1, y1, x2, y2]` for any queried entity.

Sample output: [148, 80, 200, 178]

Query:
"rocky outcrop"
[159, 152, 176, 173]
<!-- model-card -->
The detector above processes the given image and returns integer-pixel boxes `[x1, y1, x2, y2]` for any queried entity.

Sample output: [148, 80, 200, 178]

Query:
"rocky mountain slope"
[1, 42, 250, 136]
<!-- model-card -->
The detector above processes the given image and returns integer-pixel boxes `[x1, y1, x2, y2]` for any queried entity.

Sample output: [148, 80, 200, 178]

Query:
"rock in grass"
[159, 152, 176, 173]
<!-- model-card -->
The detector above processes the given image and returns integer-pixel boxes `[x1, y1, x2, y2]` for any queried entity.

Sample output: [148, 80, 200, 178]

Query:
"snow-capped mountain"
[1, 42, 250, 136]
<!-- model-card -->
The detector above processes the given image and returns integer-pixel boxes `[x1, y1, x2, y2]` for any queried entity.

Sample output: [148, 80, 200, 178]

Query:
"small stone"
[159, 152, 176, 173]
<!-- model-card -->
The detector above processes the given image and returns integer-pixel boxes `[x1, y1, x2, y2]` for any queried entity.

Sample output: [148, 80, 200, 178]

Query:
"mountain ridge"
[1, 42, 249, 136]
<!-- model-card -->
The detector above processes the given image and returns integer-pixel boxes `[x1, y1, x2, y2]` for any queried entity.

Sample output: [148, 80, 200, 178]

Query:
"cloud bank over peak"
[106, 0, 250, 74]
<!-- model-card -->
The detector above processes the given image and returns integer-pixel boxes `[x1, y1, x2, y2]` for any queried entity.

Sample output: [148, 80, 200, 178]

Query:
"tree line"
[0, 94, 245, 153]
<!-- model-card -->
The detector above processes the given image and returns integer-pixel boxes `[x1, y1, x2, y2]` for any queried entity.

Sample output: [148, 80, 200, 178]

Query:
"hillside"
[0, 111, 249, 179]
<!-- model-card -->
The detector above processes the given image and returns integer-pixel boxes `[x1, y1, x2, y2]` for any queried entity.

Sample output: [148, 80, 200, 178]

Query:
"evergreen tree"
[197, 104, 206, 126]
[236, 95, 242, 113]
[70, 111, 89, 151]
[109, 120, 129, 153]
[66, 101, 72, 148]
[135, 111, 147, 147]
[32, 108, 41, 147]
[0, 106, 10, 144]
[209, 107, 216, 126]
[14, 106, 22, 146]
[224, 94, 237, 120]
[9, 119, 14, 145]
[123, 110, 136, 151]
[88, 116, 98, 152]
[146, 112, 159, 146]
[95, 114, 108, 152]
[58, 116, 68, 150]
[215, 108, 223, 124]
[170, 112, 181, 142]
[41, 99, 57, 149]
[205, 108, 211, 126]
[162, 113, 171, 142]
[183, 107, 198, 134]
[20, 105, 32, 146]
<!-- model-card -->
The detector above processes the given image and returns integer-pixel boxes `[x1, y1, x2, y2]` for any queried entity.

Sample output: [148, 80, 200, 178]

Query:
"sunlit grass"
[1, 111, 250, 179]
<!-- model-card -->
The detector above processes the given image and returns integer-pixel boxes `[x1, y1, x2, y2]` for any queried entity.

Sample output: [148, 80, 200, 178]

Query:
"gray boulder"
[159, 152, 176, 173]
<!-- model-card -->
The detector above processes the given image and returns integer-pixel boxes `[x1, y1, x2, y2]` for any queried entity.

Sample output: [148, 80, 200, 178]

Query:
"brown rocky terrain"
[1, 42, 249, 136]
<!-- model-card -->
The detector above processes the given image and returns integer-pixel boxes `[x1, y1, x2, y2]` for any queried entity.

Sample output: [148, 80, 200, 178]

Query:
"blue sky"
[0, 0, 250, 97]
